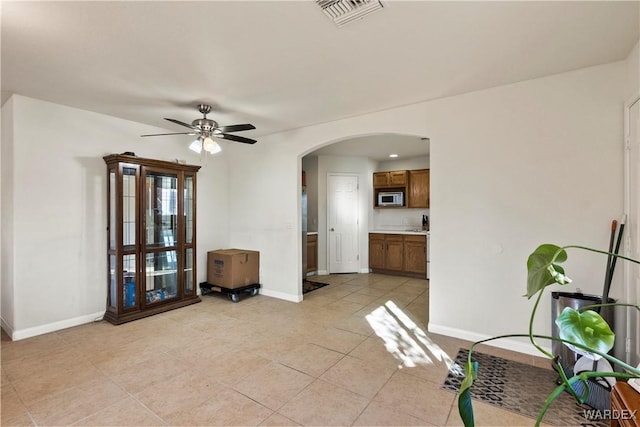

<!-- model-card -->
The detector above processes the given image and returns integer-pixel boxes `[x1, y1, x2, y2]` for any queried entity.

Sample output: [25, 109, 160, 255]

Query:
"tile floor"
[2, 273, 550, 426]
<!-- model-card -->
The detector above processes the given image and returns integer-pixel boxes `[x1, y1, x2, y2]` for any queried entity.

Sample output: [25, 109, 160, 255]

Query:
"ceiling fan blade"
[217, 123, 256, 133]
[219, 133, 257, 144]
[164, 118, 198, 129]
[141, 132, 198, 137]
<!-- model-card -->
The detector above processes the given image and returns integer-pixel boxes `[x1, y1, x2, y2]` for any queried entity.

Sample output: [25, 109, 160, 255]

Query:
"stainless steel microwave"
[378, 191, 404, 207]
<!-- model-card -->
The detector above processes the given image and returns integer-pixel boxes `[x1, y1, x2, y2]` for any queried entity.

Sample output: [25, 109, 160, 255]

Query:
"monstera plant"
[457, 244, 640, 427]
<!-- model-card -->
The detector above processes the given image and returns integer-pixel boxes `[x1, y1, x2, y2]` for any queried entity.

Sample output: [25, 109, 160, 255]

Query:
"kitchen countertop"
[369, 230, 428, 236]
[307, 231, 318, 236]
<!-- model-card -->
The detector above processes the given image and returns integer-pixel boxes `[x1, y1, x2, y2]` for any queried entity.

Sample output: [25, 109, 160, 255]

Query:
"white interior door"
[625, 96, 640, 367]
[328, 174, 359, 273]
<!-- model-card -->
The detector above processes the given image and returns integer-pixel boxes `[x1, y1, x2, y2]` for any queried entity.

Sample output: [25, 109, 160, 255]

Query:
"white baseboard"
[259, 288, 302, 303]
[428, 323, 551, 357]
[6, 311, 106, 341]
[317, 269, 328, 276]
[1, 317, 14, 339]
[360, 268, 371, 274]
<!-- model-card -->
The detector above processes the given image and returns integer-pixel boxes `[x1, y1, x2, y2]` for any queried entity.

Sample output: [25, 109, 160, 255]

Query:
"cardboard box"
[207, 249, 260, 289]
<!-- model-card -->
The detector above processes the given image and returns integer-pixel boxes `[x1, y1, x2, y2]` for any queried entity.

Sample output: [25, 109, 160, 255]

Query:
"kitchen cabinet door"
[307, 234, 317, 273]
[373, 170, 408, 188]
[385, 235, 404, 271]
[404, 235, 426, 274]
[373, 172, 389, 188]
[408, 169, 429, 208]
[369, 234, 386, 269]
[389, 170, 407, 186]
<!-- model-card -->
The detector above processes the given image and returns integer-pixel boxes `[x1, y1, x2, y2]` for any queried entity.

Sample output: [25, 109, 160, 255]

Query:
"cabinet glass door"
[107, 168, 117, 310]
[143, 169, 179, 305]
[144, 251, 178, 302]
[183, 174, 195, 296]
[144, 171, 178, 248]
[121, 166, 139, 310]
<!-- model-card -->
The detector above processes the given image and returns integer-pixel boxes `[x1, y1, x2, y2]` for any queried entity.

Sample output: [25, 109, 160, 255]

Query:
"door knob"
[330, 228, 335, 231]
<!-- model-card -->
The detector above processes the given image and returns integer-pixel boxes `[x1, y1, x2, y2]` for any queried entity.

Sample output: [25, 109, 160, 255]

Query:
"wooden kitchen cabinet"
[369, 234, 386, 269]
[373, 170, 407, 188]
[408, 169, 430, 208]
[306, 234, 317, 273]
[404, 235, 427, 275]
[385, 235, 404, 271]
[373, 169, 429, 209]
[369, 233, 426, 278]
[369, 233, 403, 271]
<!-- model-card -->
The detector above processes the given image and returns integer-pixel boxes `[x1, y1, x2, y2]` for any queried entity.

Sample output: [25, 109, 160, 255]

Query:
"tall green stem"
[528, 290, 552, 358]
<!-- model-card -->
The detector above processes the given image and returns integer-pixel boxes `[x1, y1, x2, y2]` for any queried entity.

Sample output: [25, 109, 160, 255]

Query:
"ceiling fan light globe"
[189, 139, 203, 154]
[203, 137, 221, 154]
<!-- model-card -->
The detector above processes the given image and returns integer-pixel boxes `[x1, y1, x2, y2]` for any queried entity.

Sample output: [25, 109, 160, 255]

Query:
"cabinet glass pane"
[184, 248, 193, 296]
[122, 167, 137, 249]
[145, 250, 178, 303]
[108, 255, 116, 309]
[145, 172, 178, 248]
[123, 254, 137, 309]
[184, 176, 194, 244]
[109, 170, 116, 250]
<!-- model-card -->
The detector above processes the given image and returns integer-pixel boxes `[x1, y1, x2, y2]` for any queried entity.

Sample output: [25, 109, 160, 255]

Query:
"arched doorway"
[300, 133, 430, 297]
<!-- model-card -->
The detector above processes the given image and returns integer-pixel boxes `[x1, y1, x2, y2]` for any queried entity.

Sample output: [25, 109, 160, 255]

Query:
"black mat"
[303, 280, 330, 294]
[442, 348, 607, 427]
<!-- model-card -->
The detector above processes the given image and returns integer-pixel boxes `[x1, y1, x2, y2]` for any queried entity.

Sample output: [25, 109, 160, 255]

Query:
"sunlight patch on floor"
[366, 300, 455, 370]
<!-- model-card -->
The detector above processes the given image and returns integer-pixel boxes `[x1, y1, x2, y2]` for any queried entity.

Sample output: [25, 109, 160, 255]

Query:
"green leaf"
[556, 307, 615, 355]
[526, 244, 571, 298]
[458, 360, 478, 427]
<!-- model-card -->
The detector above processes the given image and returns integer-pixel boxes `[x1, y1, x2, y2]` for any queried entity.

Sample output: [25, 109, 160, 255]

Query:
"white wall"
[227, 61, 628, 355]
[377, 155, 430, 172]
[1, 95, 230, 339]
[1, 97, 15, 333]
[626, 41, 639, 96]
[622, 40, 640, 365]
[428, 62, 628, 354]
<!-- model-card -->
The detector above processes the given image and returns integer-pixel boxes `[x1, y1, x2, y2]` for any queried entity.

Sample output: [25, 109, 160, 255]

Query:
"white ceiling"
[2, 1, 639, 154]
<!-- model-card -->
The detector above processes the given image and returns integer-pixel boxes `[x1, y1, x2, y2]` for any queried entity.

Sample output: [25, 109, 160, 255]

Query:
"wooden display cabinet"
[104, 154, 201, 324]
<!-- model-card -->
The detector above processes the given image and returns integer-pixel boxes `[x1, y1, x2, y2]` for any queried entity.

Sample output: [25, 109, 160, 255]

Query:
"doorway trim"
[623, 93, 640, 366]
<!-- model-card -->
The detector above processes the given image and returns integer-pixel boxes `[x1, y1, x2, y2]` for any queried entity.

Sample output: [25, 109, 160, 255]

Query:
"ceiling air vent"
[317, 0, 384, 27]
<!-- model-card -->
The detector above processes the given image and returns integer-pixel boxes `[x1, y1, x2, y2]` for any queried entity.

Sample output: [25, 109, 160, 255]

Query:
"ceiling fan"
[141, 104, 256, 154]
